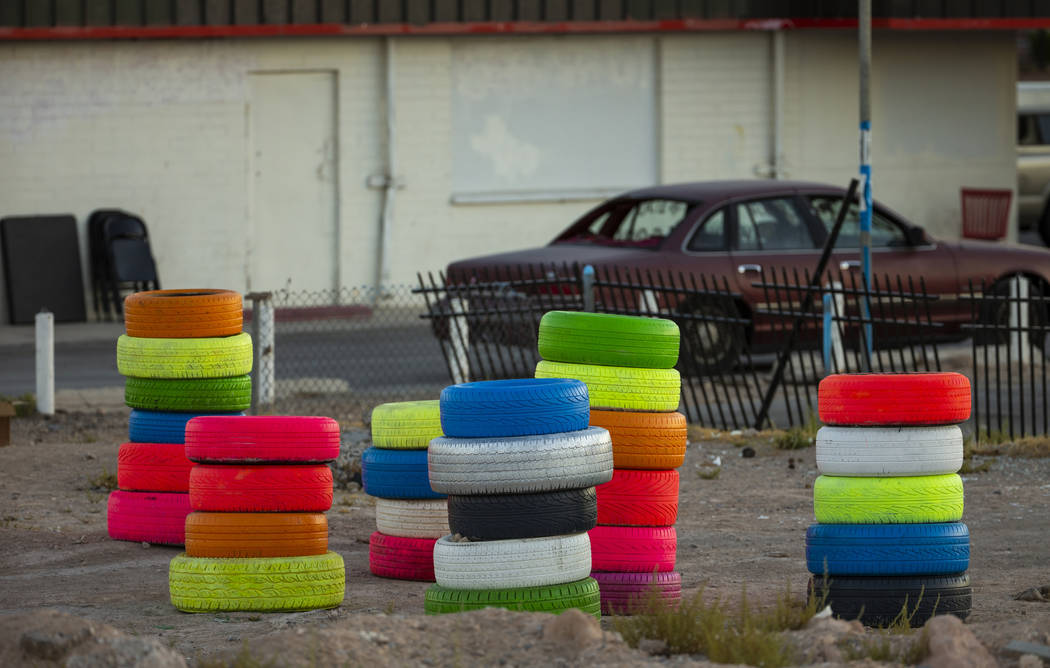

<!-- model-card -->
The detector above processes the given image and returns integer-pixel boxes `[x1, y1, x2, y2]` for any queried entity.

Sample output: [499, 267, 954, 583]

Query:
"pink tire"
[107, 490, 191, 545]
[369, 532, 436, 581]
[593, 571, 682, 615]
[589, 526, 677, 572]
[185, 416, 341, 464]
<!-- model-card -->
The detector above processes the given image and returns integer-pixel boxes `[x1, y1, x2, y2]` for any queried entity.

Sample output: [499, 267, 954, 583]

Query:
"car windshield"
[556, 198, 694, 249]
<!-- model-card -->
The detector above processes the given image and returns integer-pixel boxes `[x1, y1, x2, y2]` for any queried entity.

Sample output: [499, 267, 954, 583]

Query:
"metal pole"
[35, 310, 54, 416]
[582, 265, 595, 312]
[859, 0, 874, 366]
[247, 292, 274, 414]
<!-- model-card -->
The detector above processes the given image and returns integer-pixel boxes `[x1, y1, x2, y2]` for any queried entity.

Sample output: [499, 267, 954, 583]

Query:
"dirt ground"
[0, 409, 1048, 666]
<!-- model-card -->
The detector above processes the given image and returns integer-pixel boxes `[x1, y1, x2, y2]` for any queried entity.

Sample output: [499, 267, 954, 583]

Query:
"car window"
[686, 209, 726, 252]
[557, 198, 694, 249]
[807, 196, 908, 248]
[736, 198, 815, 251]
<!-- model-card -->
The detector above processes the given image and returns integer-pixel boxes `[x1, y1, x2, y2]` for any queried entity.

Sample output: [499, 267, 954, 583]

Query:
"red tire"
[593, 571, 682, 615]
[595, 469, 679, 526]
[589, 526, 677, 573]
[117, 442, 194, 492]
[185, 416, 341, 464]
[189, 464, 333, 512]
[107, 490, 191, 545]
[369, 532, 437, 581]
[185, 512, 328, 558]
[819, 373, 971, 426]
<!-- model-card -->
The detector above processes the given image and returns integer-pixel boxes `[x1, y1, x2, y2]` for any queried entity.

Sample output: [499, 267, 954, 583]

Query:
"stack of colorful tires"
[109, 289, 251, 546]
[365, 401, 448, 581]
[808, 372, 973, 627]
[169, 416, 346, 612]
[534, 311, 684, 615]
[425, 379, 614, 617]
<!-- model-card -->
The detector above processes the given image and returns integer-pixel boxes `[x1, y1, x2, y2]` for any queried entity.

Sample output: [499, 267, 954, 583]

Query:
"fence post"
[449, 296, 470, 385]
[1010, 274, 1030, 366]
[582, 265, 595, 312]
[248, 292, 275, 414]
[35, 310, 54, 416]
[822, 281, 844, 373]
[639, 289, 658, 314]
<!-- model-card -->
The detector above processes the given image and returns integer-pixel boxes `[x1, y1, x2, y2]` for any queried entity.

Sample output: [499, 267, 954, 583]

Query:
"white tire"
[816, 425, 963, 476]
[433, 533, 591, 590]
[374, 498, 450, 538]
[427, 427, 614, 495]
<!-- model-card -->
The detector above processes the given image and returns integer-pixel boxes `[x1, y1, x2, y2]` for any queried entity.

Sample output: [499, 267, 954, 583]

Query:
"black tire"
[977, 278, 1048, 351]
[447, 488, 597, 540]
[674, 296, 744, 374]
[811, 574, 971, 628]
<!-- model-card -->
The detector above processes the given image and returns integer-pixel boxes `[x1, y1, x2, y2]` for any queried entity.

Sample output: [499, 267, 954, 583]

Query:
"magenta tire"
[107, 490, 191, 545]
[593, 571, 682, 615]
[589, 525, 677, 572]
[369, 532, 437, 581]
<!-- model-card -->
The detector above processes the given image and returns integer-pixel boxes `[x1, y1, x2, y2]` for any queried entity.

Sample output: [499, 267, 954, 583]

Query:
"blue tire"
[806, 522, 969, 576]
[128, 409, 244, 444]
[362, 447, 444, 499]
[439, 378, 589, 438]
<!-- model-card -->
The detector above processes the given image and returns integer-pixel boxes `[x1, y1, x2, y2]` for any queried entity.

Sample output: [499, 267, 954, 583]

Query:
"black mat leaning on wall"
[0, 215, 86, 325]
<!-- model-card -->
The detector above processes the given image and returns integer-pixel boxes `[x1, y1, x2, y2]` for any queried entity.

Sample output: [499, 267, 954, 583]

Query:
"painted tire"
[537, 311, 680, 369]
[169, 552, 345, 613]
[589, 526, 677, 573]
[369, 532, 437, 581]
[361, 447, 444, 499]
[813, 474, 964, 524]
[816, 425, 963, 476]
[427, 428, 613, 495]
[189, 464, 333, 512]
[370, 400, 442, 449]
[818, 373, 971, 426]
[185, 416, 341, 464]
[125, 376, 252, 412]
[534, 360, 680, 412]
[805, 522, 969, 576]
[425, 578, 601, 618]
[595, 469, 679, 527]
[590, 410, 687, 470]
[116, 442, 194, 492]
[439, 378, 589, 438]
[128, 409, 243, 444]
[447, 488, 597, 541]
[811, 574, 971, 627]
[124, 289, 243, 338]
[374, 498, 450, 539]
[592, 571, 682, 615]
[117, 332, 253, 379]
[185, 512, 328, 558]
[107, 490, 190, 545]
[432, 533, 591, 590]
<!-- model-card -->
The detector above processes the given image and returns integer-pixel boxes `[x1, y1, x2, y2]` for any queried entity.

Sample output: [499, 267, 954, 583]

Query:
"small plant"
[839, 599, 930, 664]
[774, 412, 820, 450]
[85, 469, 118, 492]
[0, 392, 36, 417]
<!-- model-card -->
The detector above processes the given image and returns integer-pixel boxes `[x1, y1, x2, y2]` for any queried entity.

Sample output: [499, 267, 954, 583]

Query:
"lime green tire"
[424, 578, 601, 618]
[813, 474, 964, 524]
[535, 360, 680, 412]
[370, 400, 443, 449]
[169, 552, 345, 613]
[125, 376, 252, 412]
[117, 332, 253, 379]
[537, 311, 680, 369]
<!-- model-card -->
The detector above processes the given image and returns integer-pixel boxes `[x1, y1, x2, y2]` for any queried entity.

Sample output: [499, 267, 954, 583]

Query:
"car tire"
[810, 573, 971, 627]
[107, 490, 191, 545]
[595, 469, 679, 527]
[534, 361, 680, 412]
[117, 332, 253, 379]
[185, 512, 329, 558]
[537, 311, 680, 369]
[592, 571, 682, 615]
[432, 533, 592, 590]
[117, 442, 194, 492]
[805, 522, 969, 576]
[815, 425, 963, 476]
[369, 532, 438, 581]
[184, 416, 341, 464]
[374, 498, 450, 538]
[128, 409, 244, 444]
[813, 474, 963, 524]
[124, 376, 252, 412]
[370, 400, 443, 449]
[124, 289, 243, 338]
[589, 526, 677, 573]
[189, 465, 334, 512]
[674, 296, 745, 374]
[447, 488, 597, 541]
[361, 447, 445, 499]
[978, 278, 1049, 351]
[424, 578, 601, 617]
[818, 373, 971, 426]
[439, 378, 590, 438]
[589, 410, 687, 470]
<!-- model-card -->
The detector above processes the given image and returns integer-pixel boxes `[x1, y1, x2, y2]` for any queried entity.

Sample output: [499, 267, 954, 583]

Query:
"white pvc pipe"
[35, 310, 54, 415]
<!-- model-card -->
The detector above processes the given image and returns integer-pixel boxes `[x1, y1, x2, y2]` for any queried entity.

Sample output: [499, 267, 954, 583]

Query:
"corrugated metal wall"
[2, 0, 1049, 29]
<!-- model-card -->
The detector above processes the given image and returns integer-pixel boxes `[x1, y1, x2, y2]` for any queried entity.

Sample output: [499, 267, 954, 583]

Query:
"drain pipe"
[375, 37, 397, 296]
[772, 29, 785, 178]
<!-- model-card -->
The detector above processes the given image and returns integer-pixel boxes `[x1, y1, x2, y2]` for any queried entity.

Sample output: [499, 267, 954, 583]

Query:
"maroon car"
[446, 180, 1050, 367]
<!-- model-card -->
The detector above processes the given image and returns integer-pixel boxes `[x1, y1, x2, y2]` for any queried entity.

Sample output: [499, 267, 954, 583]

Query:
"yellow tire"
[371, 400, 442, 449]
[534, 360, 680, 412]
[813, 474, 964, 524]
[169, 551, 345, 612]
[117, 332, 252, 379]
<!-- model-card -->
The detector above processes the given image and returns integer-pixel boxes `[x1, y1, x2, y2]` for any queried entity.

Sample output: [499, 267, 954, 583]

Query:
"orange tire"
[589, 410, 687, 470]
[184, 512, 328, 558]
[124, 289, 243, 338]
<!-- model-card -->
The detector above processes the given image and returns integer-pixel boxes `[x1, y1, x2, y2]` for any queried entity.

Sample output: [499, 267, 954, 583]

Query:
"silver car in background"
[1018, 81, 1050, 244]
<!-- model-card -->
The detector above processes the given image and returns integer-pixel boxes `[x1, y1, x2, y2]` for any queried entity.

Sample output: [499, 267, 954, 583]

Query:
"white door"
[248, 71, 338, 294]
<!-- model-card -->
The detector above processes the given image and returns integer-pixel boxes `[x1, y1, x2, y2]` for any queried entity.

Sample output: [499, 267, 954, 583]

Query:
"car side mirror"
[905, 227, 926, 246]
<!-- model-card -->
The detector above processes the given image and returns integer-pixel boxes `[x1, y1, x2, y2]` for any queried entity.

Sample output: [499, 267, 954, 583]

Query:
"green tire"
[535, 360, 680, 412]
[169, 552, 345, 613]
[371, 400, 442, 449]
[814, 474, 964, 524]
[424, 578, 601, 618]
[117, 332, 253, 379]
[125, 376, 252, 412]
[538, 311, 680, 369]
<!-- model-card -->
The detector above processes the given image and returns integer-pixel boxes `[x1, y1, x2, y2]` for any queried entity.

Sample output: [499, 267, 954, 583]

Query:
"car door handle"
[737, 264, 762, 274]
[839, 260, 861, 271]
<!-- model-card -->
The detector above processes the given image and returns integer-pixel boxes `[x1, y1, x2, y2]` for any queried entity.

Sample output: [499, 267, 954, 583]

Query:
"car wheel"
[977, 278, 1048, 352]
[674, 297, 745, 374]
